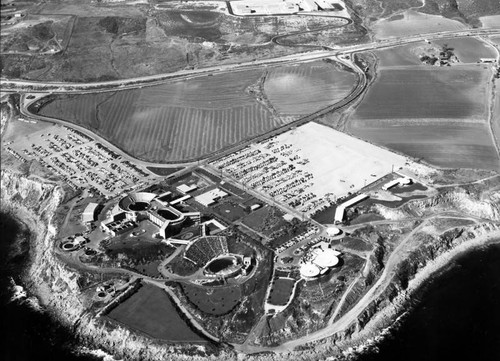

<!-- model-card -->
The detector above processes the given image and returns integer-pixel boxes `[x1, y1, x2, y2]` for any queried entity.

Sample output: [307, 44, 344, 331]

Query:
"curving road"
[2, 28, 499, 94]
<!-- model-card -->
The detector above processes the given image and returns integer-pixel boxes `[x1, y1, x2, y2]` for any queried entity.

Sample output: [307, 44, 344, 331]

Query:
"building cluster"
[101, 191, 201, 239]
[299, 241, 341, 279]
[230, 0, 346, 16]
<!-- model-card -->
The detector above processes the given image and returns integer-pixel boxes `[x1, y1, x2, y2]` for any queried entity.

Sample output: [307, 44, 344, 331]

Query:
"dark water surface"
[358, 243, 500, 361]
[0, 212, 99, 361]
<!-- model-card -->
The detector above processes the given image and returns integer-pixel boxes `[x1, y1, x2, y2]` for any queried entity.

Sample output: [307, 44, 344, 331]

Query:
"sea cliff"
[1, 168, 499, 361]
[0, 169, 229, 360]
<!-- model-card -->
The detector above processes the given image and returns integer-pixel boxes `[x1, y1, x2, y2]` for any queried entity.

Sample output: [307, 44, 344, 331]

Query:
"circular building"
[300, 263, 321, 279]
[118, 192, 156, 212]
[314, 248, 340, 268]
[300, 243, 341, 280]
[326, 227, 341, 237]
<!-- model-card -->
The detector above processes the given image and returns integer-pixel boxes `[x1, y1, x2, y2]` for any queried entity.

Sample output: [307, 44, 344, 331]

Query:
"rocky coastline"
[1, 168, 499, 361]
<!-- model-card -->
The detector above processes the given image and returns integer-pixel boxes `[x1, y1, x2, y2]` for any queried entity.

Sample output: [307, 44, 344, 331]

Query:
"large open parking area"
[4, 122, 154, 197]
[210, 122, 408, 217]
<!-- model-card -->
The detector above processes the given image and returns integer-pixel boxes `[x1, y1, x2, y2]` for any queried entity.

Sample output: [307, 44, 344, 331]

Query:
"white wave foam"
[9, 278, 27, 302]
[76, 346, 122, 361]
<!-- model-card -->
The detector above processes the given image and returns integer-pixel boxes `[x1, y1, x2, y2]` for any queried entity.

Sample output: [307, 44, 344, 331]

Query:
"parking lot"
[6, 123, 155, 197]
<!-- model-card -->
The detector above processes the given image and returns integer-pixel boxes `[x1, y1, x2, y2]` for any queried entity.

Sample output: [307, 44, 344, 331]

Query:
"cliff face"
[2, 167, 499, 361]
[0, 169, 229, 360]
[375, 186, 500, 222]
[1, 170, 85, 324]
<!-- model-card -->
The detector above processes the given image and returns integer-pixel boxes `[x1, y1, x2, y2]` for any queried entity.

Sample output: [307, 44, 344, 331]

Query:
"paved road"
[18, 51, 366, 169]
[234, 226, 500, 354]
[2, 28, 499, 94]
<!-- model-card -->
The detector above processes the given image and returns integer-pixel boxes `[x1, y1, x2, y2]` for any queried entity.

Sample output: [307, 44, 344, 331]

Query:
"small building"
[176, 184, 198, 194]
[195, 188, 228, 207]
[334, 193, 369, 223]
[382, 177, 412, 191]
[250, 203, 262, 211]
[326, 226, 341, 237]
[82, 202, 99, 223]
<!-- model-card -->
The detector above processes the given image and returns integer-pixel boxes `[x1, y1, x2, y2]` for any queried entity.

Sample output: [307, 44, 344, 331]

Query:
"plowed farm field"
[348, 65, 500, 170]
[264, 61, 357, 116]
[38, 70, 288, 162]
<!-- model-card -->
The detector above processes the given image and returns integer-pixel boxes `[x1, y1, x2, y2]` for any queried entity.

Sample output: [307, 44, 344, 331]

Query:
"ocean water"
[2, 211, 499, 361]
[0, 212, 100, 361]
[358, 243, 500, 361]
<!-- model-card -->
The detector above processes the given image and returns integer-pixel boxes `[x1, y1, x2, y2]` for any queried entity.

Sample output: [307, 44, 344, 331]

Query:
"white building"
[82, 202, 99, 223]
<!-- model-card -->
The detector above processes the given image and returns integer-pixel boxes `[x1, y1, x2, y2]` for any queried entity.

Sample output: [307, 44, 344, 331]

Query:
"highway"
[6, 21, 500, 356]
[18, 52, 367, 169]
[2, 27, 500, 94]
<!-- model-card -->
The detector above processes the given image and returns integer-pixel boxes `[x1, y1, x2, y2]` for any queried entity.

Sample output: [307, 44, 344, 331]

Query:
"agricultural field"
[353, 66, 489, 120]
[375, 38, 496, 67]
[432, 37, 497, 63]
[372, 10, 467, 40]
[348, 65, 500, 170]
[490, 36, 500, 47]
[264, 61, 357, 116]
[106, 284, 205, 342]
[37, 69, 291, 162]
[480, 15, 500, 28]
[375, 42, 433, 67]
[349, 120, 499, 170]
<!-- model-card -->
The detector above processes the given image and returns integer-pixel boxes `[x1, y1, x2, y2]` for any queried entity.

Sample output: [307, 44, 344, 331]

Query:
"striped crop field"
[38, 70, 288, 162]
[348, 65, 500, 170]
[263, 60, 357, 116]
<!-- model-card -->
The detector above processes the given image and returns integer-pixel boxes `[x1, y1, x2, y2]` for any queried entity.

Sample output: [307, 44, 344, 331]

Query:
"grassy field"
[372, 10, 467, 39]
[348, 65, 499, 170]
[264, 61, 357, 116]
[106, 284, 205, 342]
[268, 278, 295, 306]
[181, 283, 241, 315]
[433, 37, 497, 63]
[4, 3, 357, 81]
[38, 70, 292, 162]
[375, 43, 430, 67]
